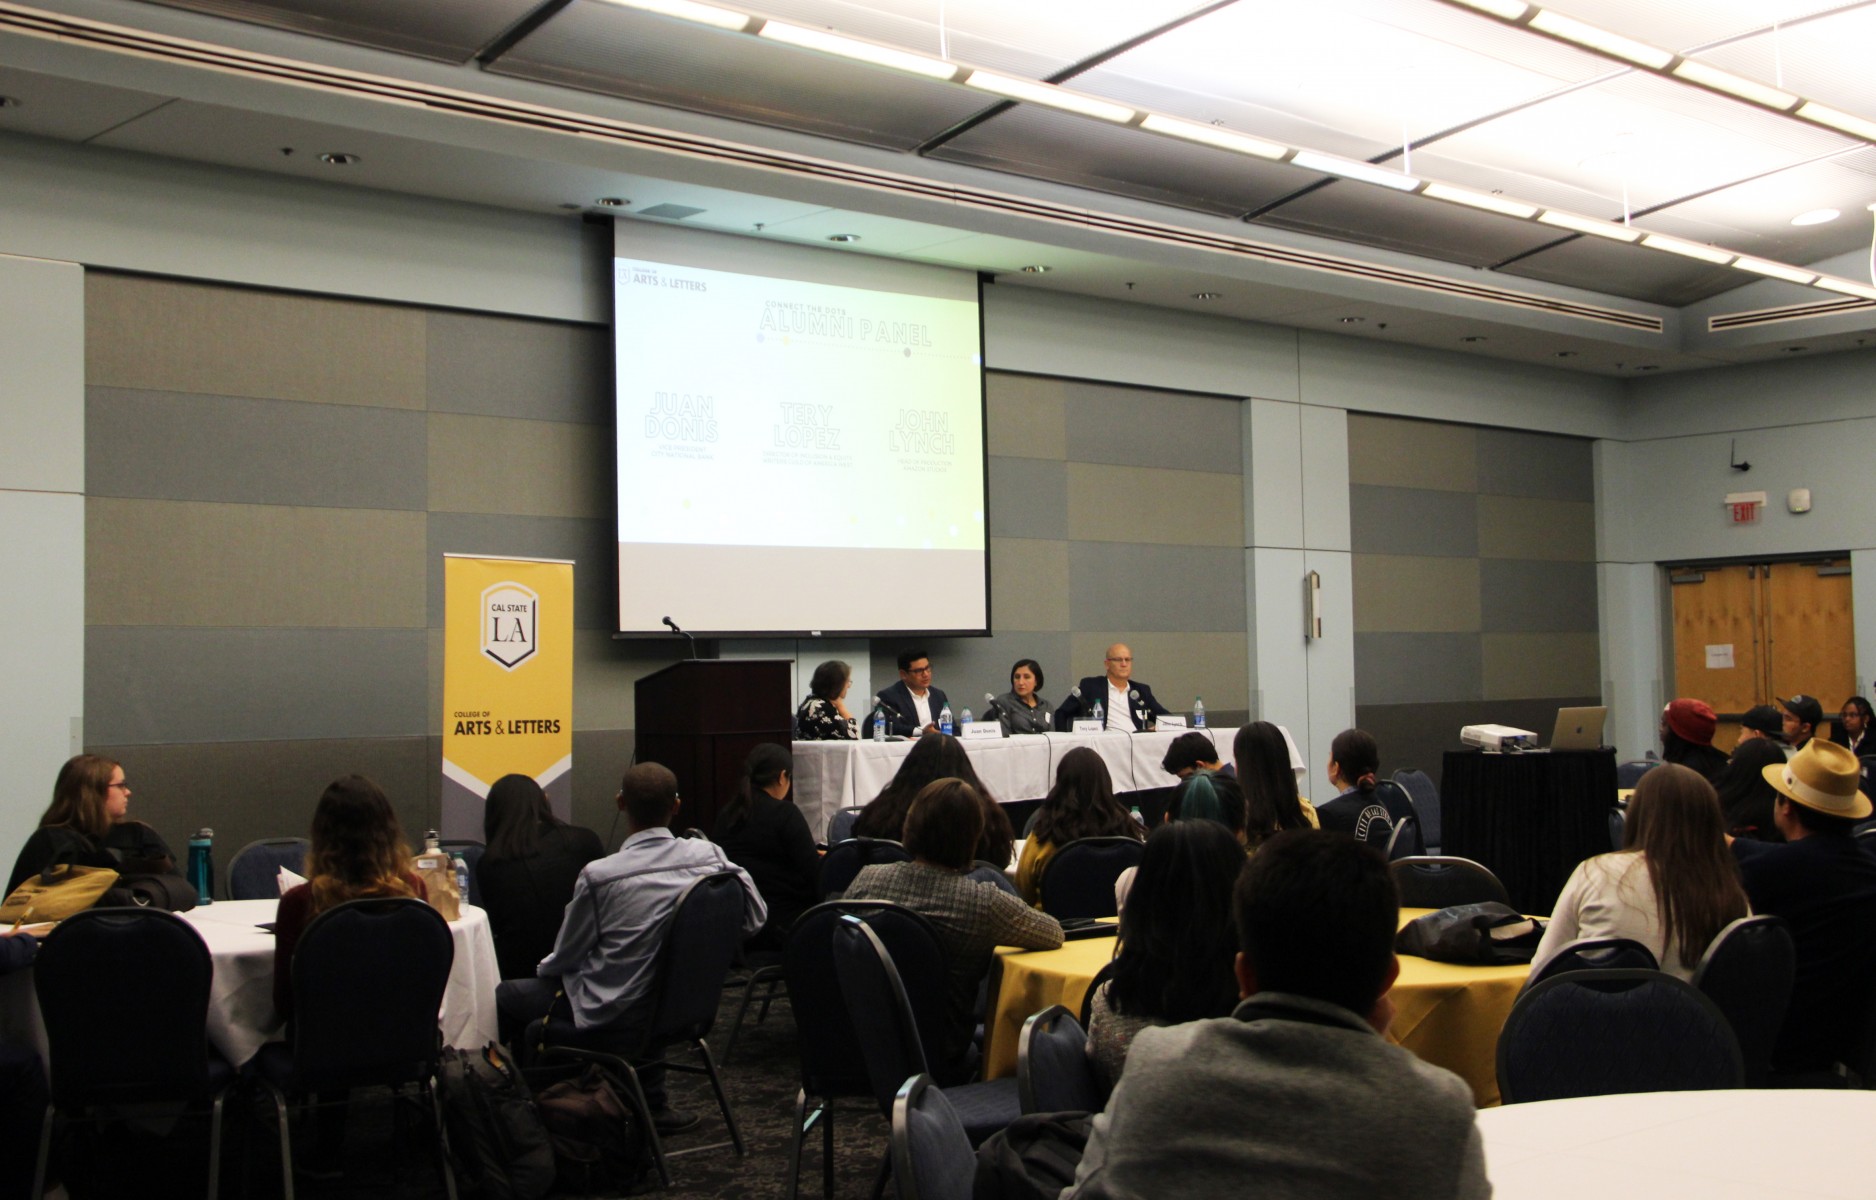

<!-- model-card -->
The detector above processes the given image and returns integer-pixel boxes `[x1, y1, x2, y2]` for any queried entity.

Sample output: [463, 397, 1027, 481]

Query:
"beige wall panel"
[88, 498, 426, 627]
[86, 274, 424, 408]
[1352, 554, 1482, 633]
[427, 413, 612, 518]
[1482, 632, 1602, 701]
[1346, 414, 1477, 492]
[1067, 631, 1248, 712]
[990, 538, 1069, 632]
[986, 373, 1068, 460]
[1477, 495, 1596, 562]
[1065, 464, 1242, 546]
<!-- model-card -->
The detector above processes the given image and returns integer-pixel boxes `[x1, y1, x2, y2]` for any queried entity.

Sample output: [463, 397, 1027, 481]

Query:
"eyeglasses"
[1106, 656, 1132, 664]
[108, 780, 130, 791]
[906, 664, 933, 675]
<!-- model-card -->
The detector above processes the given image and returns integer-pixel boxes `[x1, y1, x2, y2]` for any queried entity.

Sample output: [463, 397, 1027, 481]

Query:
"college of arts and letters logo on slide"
[481, 582, 539, 670]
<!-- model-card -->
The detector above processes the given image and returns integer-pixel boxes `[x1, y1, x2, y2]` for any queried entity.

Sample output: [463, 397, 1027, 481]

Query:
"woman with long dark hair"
[714, 743, 820, 949]
[852, 731, 1015, 868]
[8, 754, 176, 895]
[1085, 820, 1246, 1090]
[1531, 762, 1749, 981]
[1015, 747, 1141, 904]
[1235, 721, 1318, 850]
[477, 773, 605, 979]
[1715, 738, 1788, 843]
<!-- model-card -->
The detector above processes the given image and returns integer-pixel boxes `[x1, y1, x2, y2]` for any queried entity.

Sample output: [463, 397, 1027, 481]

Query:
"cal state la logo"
[482, 582, 539, 670]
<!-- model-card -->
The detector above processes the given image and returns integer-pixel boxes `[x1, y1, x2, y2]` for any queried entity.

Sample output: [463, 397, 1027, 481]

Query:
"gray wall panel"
[984, 373, 1067, 461]
[427, 413, 613, 519]
[1347, 414, 1477, 491]
[1349, 485, 1479, 557]
[985, 456, 1067, 540]
[1353, 633, 1483, 705]
[1476, 495, 1596, 562]
[426, 311, 610, 425]
[989, 537, 1069, 632]
[1063, 382, 1241, 474]
[425, 513, 613, 630]
[87, 626, 428, 745]
[1477, 428, 1595, 501]
[1352, 554, 1482, 633]
[1479, 559, 1601, 633]
[1067, 541, 1247, 632]
[87, 387, 428, 509]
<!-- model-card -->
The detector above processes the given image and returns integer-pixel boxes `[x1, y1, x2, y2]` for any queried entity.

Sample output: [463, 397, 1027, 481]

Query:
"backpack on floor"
[975, 1111, 1096, 1200]
[534, 1064, 654, 1195]
[436, 1043, 557, 1200]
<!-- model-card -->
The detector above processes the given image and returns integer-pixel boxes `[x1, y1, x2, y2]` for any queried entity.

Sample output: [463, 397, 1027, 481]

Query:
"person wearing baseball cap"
[1659, 698, 1727, 784]
[1779, 694, 1824, 752]
[1731, 739, 1876, 1075]
[1736, 704, 1785, 746]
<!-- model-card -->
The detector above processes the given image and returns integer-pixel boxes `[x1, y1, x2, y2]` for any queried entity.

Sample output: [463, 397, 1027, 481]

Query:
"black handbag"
[1395, 902, 1543, 965]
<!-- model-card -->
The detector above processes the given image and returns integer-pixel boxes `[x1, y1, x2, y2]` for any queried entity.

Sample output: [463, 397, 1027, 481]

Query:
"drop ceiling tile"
[1519, 0, 1842, 51]
[0, 66, 173, 142]
[1252, 181, 1567, 270]
[1498, 232, 1745, 306]
[1690, 8, 1876, 118]
[1641, 153, 1876, 265]
[136, 0, 543, 63]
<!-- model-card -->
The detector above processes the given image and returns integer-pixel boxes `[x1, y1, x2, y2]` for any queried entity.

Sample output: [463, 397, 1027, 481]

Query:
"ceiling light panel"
[1505, 0, 1832, 54]
[1630, 154, 1876, 264]
[140, 0, 545, 63]
[1691, 9, 1876, 122]
[1500, 230, 1747, 307]
[1253, 175, 1572, 269]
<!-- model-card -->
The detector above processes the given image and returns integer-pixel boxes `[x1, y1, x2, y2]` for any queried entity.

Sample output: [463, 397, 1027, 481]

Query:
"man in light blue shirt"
[495, 761, 765, 1131]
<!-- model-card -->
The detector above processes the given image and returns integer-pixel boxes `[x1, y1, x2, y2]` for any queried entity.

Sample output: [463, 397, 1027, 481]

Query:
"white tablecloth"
[1476, 1089, 1876, 1198]
[792, 727, 1226, 840]
[0, 898, 501, 1069]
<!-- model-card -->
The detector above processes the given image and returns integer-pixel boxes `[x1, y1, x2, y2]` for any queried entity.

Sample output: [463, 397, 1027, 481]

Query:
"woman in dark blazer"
[475, 773, 605, 980]
[713, 744, 821, 950]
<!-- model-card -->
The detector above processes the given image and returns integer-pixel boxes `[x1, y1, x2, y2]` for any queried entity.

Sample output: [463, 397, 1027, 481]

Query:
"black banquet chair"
[1617, 758, 1660, 789]
[890, 1074, 977, 1200]
[226, 836, 311, 900]
[819, 837, 912, 899]
[1390, 769, 1441, 853]
[33, 909, 235, 1199]
[1384, 815, 1420, 862]
[1389, 856, 1511, 909]
[1527, 936, 1658, 988]
[827, 805, 866, 846]
[1692, 915, 1796, 1088]
[1497, 969, 1743, 1104]
[252, 897, 456, 1200]
[1038, 837, 1146, 920]
[1017, 1005, 1101, 1115]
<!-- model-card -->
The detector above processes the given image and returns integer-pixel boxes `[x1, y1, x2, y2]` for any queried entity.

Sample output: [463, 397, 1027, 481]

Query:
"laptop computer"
[1550, 705, 1608, 750]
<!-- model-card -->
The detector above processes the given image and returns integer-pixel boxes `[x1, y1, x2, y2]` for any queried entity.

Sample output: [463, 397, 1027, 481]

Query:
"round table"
[1477, 1089, 1876, 1197]
[986, 908, 1531, 1106]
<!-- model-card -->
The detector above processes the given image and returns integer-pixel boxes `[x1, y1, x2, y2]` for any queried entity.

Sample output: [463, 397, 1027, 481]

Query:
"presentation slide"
[614, 223, 988, 636]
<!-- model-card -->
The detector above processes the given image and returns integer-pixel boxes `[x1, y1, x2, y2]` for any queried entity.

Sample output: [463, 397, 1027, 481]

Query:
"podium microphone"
[982, 692, 1001, 721]
[661, 615, 698, 660]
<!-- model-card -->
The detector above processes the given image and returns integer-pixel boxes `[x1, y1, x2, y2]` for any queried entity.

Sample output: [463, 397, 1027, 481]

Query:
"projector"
[1461, 723, 1538, 752]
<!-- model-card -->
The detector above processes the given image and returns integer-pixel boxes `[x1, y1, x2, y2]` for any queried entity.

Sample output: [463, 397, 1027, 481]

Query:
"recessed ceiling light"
[1636, 365, 1659, 371]
[557, 203, 582, 211]
[596, 197, 629, 207]
[1338, 316, 1365, 324]
[0, 96, 20, 109]
[1554, 350, 1578, 358]
[1791, 209, 1840, 227]
[317, 152, 359, 166]
[1191, 291, 1222, 300]
[1784, 346, 1808, 353]
[1461, 336, 1487, 343]
[1020, 265, 1051, 274]
[827, 233, 861, 243]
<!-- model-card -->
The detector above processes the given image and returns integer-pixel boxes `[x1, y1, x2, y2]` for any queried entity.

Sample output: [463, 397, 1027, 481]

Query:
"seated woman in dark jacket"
[8, 754, 174, 895]
[476, 773, 605, 980]
[852, 731, 1015, 870]
[713, 744, 821, 950]
[794, 659, 857, 740]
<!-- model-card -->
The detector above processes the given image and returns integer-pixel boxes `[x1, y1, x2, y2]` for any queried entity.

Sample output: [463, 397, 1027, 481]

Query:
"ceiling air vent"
[636, 203, 706, 220]
[1709, 295, 1874, 332]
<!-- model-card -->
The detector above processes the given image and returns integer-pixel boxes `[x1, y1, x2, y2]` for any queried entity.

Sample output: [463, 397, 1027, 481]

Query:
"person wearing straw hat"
[1731, 738, 1876, 1075]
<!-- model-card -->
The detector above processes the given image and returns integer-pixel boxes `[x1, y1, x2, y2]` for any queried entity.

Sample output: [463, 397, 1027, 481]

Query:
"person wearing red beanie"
[1660, 698, 1727, 783]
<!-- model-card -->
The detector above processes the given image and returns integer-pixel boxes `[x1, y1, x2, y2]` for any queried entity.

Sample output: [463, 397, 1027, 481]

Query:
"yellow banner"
[442, 555, 574, 832]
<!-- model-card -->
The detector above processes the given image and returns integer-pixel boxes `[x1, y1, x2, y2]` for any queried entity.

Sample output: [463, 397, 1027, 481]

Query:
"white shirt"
[1106, 680, 1131, 731]
[1529, 851, 1723, 982]
[911, 690, 933, 730]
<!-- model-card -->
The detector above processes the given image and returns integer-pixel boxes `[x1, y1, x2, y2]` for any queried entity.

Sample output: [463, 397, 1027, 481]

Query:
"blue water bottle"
[187, 828, 215, 905]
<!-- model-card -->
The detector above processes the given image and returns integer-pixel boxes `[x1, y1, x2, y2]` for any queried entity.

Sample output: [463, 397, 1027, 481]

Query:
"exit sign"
[1724, 491, 1767, 526]
[1730, 502, 1758, 524]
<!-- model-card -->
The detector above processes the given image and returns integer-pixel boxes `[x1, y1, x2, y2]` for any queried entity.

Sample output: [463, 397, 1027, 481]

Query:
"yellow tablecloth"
[985, 908, 1530, 1107]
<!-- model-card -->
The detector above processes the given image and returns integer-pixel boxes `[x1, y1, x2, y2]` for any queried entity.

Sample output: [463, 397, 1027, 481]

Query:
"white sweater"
[1531, 851, 1707, 981]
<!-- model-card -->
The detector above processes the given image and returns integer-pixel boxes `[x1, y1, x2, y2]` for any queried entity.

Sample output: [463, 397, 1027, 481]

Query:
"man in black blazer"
[1055, 643, 1170, 732]
[874, 647, 949, 737]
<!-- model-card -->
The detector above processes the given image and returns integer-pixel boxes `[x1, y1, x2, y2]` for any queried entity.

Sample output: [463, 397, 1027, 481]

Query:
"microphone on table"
[1129, 689, 1144, 733]
[661, 616, 699, 660]
[982, 692, 1001, 721]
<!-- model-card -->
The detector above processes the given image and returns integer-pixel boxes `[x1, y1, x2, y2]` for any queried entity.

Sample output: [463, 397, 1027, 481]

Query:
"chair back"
[1017, 1006, 1099, 1114]
[289, 897, 453, 1091]
[226, 837, 310, 901]
[967, 861, 1020, 896]
[1528, 936, 1658, 987]
[1497, 969, 1743, 1103]
[1390, 769, 1441, 850]
[1039, 837, 1146, 919]
[36, 908, 217, 1104]
[1373, 781, 1424, 855]
[1617, 759, 1659, 789]
[784, 900, 947, 1101]
[1857, 826, 1876, 858]
[644, 871, 747, 1045]
[1692, 915, 1796, 1087]
[1384, 815, 1420, 862]
[827, 806, 865, 845]
[439, 840, 485, 907]
[1389, 856, 1511, 909]
[820, 837, 912, 898]
[833, 914, 933, 1114]
[1078, 959, 1120, 1030]
[1608, 806, 1628, 852]
[891, 1075, 976, 1200]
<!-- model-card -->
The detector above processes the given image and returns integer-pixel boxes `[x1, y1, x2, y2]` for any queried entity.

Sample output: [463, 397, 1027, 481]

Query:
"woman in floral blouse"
[794, 659, 857, 740]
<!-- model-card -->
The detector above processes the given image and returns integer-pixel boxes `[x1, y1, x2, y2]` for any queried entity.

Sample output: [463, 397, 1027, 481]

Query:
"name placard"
[962, 722, 1003, 739]
[1071, 719, 1104, 734]
[1157, 714, 1188, 729]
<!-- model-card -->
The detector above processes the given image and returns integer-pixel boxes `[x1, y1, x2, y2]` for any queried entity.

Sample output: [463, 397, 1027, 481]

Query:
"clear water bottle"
[1193, 697, 1206, 729]
[1129, 805, 1145, 827]
[187, 828, 215, 905]
[960, 707, 974, 732]
[873, 705, 887, 741]
[424, 828, 441, 853]
[450, 849, 471, 904]
[1092, 700, 1105, 727]
[939, 705, 954, 735]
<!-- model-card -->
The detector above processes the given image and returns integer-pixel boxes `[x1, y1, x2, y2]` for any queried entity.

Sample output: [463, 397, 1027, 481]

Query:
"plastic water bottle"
[451, 850, 471, 904]
[1129, 806, 1145, 827]
[187, 828, 214, 906]
[1193, 697, 1206, 729]
[873, 705, 887, 741]
[939, 705, 954, 735]
[960, 707, 974, 733]
[1092, 700, 1105, 727]
[424, 828, 441, 853]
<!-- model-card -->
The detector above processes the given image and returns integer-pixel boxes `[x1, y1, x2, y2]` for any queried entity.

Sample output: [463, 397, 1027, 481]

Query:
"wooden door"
[1765, 559, 1857, 718]
[1671, 564, 1762, 718]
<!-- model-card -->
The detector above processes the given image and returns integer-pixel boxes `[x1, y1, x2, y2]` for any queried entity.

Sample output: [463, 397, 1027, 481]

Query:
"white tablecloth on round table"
[792, 727, 1226, 839]
[0, 898, 501, 1069]
[1476, 1089, 1876, 1198]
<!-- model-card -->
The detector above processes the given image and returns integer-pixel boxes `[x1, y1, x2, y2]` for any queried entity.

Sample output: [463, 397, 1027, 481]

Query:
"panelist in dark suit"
[874, 647, 949, 738]
[1055, 643, 1170, 732]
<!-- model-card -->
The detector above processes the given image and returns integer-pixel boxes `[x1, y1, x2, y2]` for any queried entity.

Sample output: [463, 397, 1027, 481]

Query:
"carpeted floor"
[50, 984, 891, 1199]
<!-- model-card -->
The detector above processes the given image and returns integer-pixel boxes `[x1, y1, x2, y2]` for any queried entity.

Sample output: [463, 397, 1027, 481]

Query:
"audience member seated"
[1831, 695, 1874, 757]
[1114, 770, 1245, 913]
[1084, 821, 1244, 1091]
[272, 776, 427, 1023]
[992, 657, 1055, 736]
[1531, 763, 1747, 982]
[1780, 694, 1823, 753]
[852, 731, 1015, 868]
[1159, 731, 1229, 780]
[842, 779, 1063, 1075]
[1660, 698, 1728, 783]
[1015, 748, 1142, 905]
[1235, 722, 1319, 849]
[714, 743, 820, 951]
[1715, 738, 1787, 843]
[1730, 740, 1876, 1076]
[1737, 704, 1785, 747]
[794, 659, 857, 741]
[477, 772, 605, 980]
[7, 754, 173, 895]
[496, 763, 764, 1133]
[1064, 830, 1488, 1200]
[1315, 729, 1414, 841]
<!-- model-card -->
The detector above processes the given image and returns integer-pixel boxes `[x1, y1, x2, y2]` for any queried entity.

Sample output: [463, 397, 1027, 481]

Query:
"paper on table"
[278, 866, 307, 893]
[1705, 644, 1735, 669]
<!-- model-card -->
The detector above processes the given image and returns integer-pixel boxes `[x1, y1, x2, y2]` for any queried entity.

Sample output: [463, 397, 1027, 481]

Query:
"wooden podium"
[634, 659, 792, 835]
